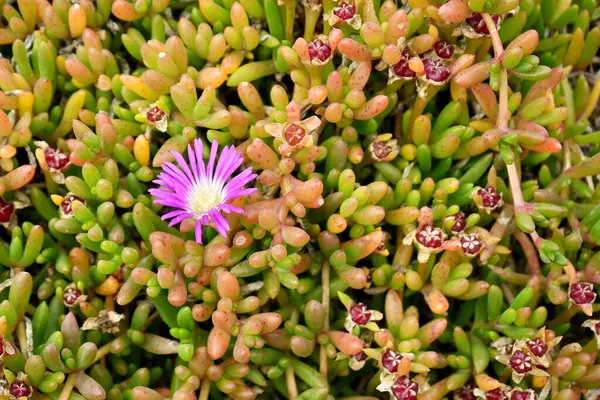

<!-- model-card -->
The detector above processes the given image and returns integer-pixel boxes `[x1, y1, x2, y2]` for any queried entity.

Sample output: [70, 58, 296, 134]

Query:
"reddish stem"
[482, 13, 508, 130]
[513, 230, 541, 274]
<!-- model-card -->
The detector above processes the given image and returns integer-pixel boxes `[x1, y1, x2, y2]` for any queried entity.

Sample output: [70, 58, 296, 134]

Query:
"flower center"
[451, 212, 466, 233]
[284, 124, 307, 146]
[453, 382, 475, 400]
[526, 338, 548, 357]
[0, 198, 14, 223]
[63, 287, 83, 306]
[371, 141, 391, 160]
[570, 282, 596, 305]
[466, 13, 499, 34]
[416, 225, 443, 248]
[486, 388, 507, 400]
[382, 349, 403, 372]
[333, 2, 356, 20]
[187, 181, 226, 216]
[61, 195, 85, 215]
[307, 39, 332, 62]
[509, 350, 533, 374]
[10, 381, 32, 398]
[147, 106, 166, 123]
[44, 147, 70, 170]
[434, 40, 454, 59]
[391, 376, 418, 400]
[423, 58, 450, 83]
[353, 351, 368, 361]
[393, 50, 416, 78]
[510, 390, 536, 400]
[461, 234, 482, 255]
[350, 303, 371, 325]
[478, 186, 502, 208]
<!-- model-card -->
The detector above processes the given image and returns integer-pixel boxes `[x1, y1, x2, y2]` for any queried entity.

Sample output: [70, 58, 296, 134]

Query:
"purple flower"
[149, 139, 257, 244]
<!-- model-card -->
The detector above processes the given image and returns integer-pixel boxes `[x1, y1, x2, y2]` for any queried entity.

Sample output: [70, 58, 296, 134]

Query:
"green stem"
[284, 0, 296, 42]
[303, 5, 321, 41]
[199, 377, 211, 400]
[320, 261, 330, 379]
[58, 372, 78, 400]
[93, 335, 127, 363]
[286, 366, 299, 399]
[17, 321, 29, 361]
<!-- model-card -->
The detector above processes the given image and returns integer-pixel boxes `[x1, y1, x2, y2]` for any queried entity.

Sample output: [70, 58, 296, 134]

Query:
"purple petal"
[212, 145, 232, 183]
[162, 162, 193, 188]
[195, 219, 203, 244]
[215, 146, 244, 184]
[170, 150, 196, 184]
[223, 167, 257, 188]
[194, 139, 206, 180]
[209, 209, 230, 237]
[187, 144, 200, 181]
[154, 173, 189, 193]
[154, 199, 187, 209]
[152, 194, 188, 208]
[223, 187, 257, 202]
[206, 140, 219, 180]
[218, 203, 244, 214]
[234, 187, 258, 197]
[162, 210, 191, 220]
[213, 146, 234, 181]
[168, 213, 191, 227]
[151, 189, 189, 204]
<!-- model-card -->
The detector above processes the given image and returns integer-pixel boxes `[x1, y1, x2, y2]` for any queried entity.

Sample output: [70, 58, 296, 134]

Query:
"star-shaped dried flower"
[568, 281, 596, 316]
[0, 372, 32, 400]
[335, 349, 370, 371]
[0, 192, 30, 229]
[419, 58, 452, 87]
[34, 141, 71, 184]
[507, 389, 538, 400]
[447, 211, 467, 233]
[391, 376, 419, 400]
[460, 233, 484, 257]
[473, 186, 504, 214]
[149, 139, 257, 244]
[453, 381, 476, 400]
[62, 283, 88, 308]
[324, 1, 362, 29]
[0, 336, 17, 361]
[136, 104, 169, 132]
[491, 337, 515, 355]
[82, 310, 125, 334]
[370, 347, 414, 393]
[388, 47, 418, 84]
[338, 291, 382, 332]
[582, 320, 600, 348]
[335, 331, 373, 370]
[368, 134, 400, 163]
[512, 327, 561, 368]
[51, 193, 87, 218]
[264, 115, 321, 156]
[455, 13, 501, 39]
[293, 29, 343, 66]
[495, 346, 549, 383]
[474, 385, 510, 400]
[403, 224, 447, 263]
[402, 207, 449, 263]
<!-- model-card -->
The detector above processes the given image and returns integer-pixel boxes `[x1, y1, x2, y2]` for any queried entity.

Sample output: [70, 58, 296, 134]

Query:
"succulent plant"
[0, 0, 598, 399]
